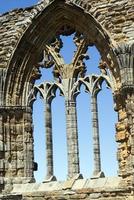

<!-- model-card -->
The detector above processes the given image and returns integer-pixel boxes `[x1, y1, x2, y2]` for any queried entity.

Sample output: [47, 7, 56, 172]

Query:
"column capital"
[113, 42, 134, 88]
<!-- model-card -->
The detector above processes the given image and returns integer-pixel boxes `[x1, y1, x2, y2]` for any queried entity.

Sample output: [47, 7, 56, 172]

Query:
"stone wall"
[71, 0, 134, 43]
[23, 191, 133, 200]
[0, 191, 134, 200]
[0, 106, 34, 185]
[0, 195, 22, 200]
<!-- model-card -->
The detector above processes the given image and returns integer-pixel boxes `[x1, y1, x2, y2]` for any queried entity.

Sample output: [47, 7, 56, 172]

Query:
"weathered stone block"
[116, 131, 128, 142]
[116, 123, 126, 131]
[118, 110, 127, 121]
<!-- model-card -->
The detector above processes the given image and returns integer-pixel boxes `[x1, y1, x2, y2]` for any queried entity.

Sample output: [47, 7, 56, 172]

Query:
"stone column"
[23, 107, 34, 182]
[0, 113, 4, 183]
[45, 101, 55, 181]
[91, 95, 104, 178]
[65, 100, 80, 179]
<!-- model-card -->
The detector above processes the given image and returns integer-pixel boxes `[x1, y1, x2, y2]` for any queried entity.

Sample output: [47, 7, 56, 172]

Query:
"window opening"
[33, 93, 46, 182]
[31, 27, 118, 181]
[98, 82, 118, 176]
[52, 89, 67, 180]
[77, 84, 93, 178]
[60, 34, 77, 64]
[85, 46, 101, 75]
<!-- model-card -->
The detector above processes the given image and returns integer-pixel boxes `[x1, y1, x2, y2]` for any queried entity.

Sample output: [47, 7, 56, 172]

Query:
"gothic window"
[29, 26, 116, 181]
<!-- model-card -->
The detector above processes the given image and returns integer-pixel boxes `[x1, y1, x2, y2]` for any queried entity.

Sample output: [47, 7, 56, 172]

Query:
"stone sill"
[11, 177, 124, 194]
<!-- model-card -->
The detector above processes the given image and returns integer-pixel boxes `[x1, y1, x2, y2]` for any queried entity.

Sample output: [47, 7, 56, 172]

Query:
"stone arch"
[4, 0, 120, 107]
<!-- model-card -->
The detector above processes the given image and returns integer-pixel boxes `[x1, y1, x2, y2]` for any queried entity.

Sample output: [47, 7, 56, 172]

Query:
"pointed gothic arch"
[3, 0, 119, 107]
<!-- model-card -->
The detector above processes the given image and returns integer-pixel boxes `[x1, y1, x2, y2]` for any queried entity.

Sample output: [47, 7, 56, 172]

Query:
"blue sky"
[0, 0, 118, 182]
[0, 0, 38, 14]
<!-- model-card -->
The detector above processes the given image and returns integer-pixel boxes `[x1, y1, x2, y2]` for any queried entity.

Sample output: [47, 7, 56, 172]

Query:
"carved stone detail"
[113, 43, 134, 87]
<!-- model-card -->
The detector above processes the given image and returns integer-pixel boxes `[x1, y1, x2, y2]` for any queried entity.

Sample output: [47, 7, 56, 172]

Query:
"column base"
[63, 174, 83, 190]
[73, 173, 83, 180]
[43, 175, 57, 183]
[68, 173, 83, 180]
[91, 171, 105, 179]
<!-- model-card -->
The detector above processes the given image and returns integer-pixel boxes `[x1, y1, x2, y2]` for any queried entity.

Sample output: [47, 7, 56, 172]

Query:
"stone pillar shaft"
[45, 102, 54, 179]
[23, 108, 34, 179]
[65, 100, 80, 179]
[91, 95, 101, 176]
[0, 114, 4, 178]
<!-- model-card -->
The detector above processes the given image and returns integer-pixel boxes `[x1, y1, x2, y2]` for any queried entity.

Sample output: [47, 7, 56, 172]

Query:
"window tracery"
[28, 28, 114, 180]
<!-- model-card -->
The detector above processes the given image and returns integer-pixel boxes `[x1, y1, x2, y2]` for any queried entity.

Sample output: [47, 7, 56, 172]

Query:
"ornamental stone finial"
[98, 60, 108, 75]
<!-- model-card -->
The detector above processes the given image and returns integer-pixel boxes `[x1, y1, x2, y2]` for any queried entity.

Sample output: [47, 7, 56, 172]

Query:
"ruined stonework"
[0, 0, 134, 199]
